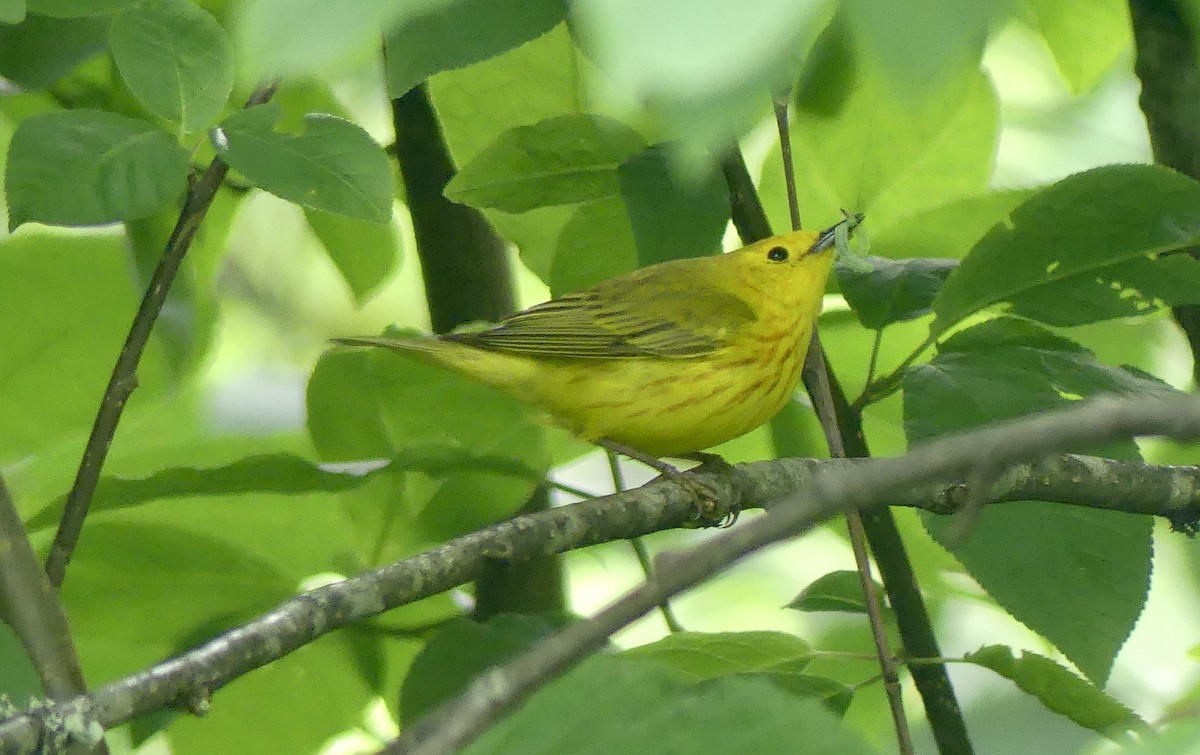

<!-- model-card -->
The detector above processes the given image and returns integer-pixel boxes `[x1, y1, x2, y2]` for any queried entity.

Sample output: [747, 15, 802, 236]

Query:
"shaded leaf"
[837, 255, 957, 329]
[620, 631, 814, 681]
[617, 144, 729, 267]
[787, 570, 887, 616]
[444, 114, 645, 213]
[0, 14, 108, 88]
[25, 0, 140, 16]
[384, 0, 565, 97]
[549, 196, 637, 294]
[466, 656, 874, 754]
[109, 0, 233, 133]
[400, 614, 574, 724]
[305, 207, 400, 304]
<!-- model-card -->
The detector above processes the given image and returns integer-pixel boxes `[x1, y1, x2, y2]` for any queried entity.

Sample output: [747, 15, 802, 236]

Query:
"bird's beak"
[810, 212, 865, 254]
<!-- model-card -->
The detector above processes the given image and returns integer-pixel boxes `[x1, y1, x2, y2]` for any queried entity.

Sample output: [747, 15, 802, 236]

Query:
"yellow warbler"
[336, 218, 851, 461]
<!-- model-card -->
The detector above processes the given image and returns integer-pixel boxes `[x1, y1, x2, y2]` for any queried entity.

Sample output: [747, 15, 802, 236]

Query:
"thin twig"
[606, 451, 684, 633]
[44, 82, 278, 588]
[773, 96, 913, 754]
[382, 393, 1200, 755]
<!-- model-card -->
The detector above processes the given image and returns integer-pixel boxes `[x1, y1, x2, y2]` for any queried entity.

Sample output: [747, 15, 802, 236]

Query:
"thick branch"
[385, 394, 1200, 755]
[0, 425, 1198, 750]
[0, 475, 89, 701]
[45, 82, 278, 588]
[1129, 0, 1200, 383]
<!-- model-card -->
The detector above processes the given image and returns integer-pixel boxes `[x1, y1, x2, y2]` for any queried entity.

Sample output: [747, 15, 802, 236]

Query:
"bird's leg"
[597, 440, 736, 527]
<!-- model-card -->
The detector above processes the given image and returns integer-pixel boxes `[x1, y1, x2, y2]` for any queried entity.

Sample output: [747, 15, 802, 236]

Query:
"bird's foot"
[599, 441, 738, 527]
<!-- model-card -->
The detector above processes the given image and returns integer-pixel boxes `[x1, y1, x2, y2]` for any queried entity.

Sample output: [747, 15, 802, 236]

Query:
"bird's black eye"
[767, 246, 789, 262]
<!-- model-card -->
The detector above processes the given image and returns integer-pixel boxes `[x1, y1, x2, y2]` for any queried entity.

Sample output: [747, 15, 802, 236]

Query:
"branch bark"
[1, 395, 1198, 750]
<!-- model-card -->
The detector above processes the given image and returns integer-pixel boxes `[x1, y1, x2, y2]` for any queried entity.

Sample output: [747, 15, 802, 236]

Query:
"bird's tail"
[331, 334, 441, 354]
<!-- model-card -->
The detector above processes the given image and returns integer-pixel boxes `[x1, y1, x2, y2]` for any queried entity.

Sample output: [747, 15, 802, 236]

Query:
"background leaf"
[761, 23, 999, 234]
[0, 14, 107, 89]
[444, 114, 645, 213]
[304, 207, 401, 304]
[384, 0, 566, 98]
[109, 0, 233, 133]
[465, 656, 874, 755]
[617, 145, 729, 266]
[25, 0, 140, 16]
[569, 0, 835, 162]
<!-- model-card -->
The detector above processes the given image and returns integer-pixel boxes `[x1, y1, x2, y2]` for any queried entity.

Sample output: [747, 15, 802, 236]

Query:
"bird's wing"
[445, 266, 757, 359]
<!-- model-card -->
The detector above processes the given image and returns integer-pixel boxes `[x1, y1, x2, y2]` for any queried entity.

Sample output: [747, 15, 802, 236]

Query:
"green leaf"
[24, 453, 381, 531]
[0, 624, 41, 700]
[931, 164, 1200, 333]
[903, 319, 1164, 684]
[429, 26, 584, 277]
[444, 114, 646, 213]
[844, 0, 997, 93]
[569, 0, 835, 164]
[549, 197, 637, 294]
[623, 632, 854, 718]
[5, 109, 188, 228]
[25, 0, 140, 16]
[867, 189, 1035, 261]
[216, 103, 394, 222]
[109, 0, 233, 133]
[466, 656, 874, 755]
[762, 25, 998, 234]
[383, 0, 565, 98]
[964, 645, 1148, 738]
[234, 0, 452, 80]
[787, 570, 887, 616]
[400, 614, 573, 724]
[0, 231, 173, 467]
[620, 631, 814, 681]
[0, 14, 106, 89]
[307, 347, 551, 533]
[304, 207, 401, 304]
[1021, 0, 1130, 95]
[836, 255, 957, 329]
[617, 145, 729, 267]
[0, 0, 25, 24]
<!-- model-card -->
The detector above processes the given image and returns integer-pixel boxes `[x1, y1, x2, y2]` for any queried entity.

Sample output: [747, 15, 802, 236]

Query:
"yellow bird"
[336, 217, 853, 469]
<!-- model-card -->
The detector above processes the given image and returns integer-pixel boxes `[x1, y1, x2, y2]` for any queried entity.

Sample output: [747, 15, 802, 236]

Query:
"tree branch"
[0, 475, 90, 701]
[44, 82, 279, 588]
[384, 393, 1200, 755]
[1, 400, 1198, 750]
